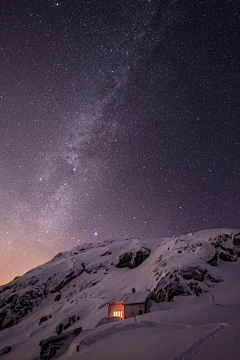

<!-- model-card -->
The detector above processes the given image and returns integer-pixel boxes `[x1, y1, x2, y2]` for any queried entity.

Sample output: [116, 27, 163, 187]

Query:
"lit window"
[113, 311, 123, 318]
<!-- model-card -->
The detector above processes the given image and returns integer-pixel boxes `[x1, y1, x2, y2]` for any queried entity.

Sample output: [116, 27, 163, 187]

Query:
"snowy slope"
[0, 228, 240, 359]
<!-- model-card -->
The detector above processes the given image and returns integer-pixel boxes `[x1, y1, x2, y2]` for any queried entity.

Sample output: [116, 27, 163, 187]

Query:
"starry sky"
[1, 0, 239, 285]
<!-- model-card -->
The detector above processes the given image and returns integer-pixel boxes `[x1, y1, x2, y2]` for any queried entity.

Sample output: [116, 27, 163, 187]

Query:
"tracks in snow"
[172, 323, 229, 360]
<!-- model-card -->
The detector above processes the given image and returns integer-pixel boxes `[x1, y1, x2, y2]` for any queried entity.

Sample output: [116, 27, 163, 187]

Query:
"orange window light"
[113, 311, 123, 318]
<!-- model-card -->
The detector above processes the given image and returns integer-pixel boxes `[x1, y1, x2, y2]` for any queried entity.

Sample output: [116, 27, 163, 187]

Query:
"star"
[0, 0, 238, 285]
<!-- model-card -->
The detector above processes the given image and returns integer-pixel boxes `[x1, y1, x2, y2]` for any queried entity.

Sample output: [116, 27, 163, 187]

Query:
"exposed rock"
[0, 286, 46, 331]
[130, 248, 151, 268]
[159, 261, 167, 268]
[55, 315, 80, 335]
[69, 244, 95, 255]
[52, 253, 63, 261]
[56, 323, 64, 335]
[207, 252, 219, 266]
[212, 233, 233, 245]
[100, 251, 112, 256]
[0, 310, 13, 330]
[233, 233, 240, 247]
[6, 294, 18, 305]
[39, 315, 52, 325]
[115, 253, 132, 268]
[219, 251, 236, 262]
[205, 273, 222, 284]
[39, 327, 82, 360]
[233, 246, 240, 257]
[83, 261, 109, 274]
[51, 268, 84, 293]
[115, 247, 150, 269]
[198, 243, 219, 266]
[152, 272, 189, 302]
[152, 266, 222, 302]
[221, 246, 235, 255]
[188, 281, 202, 296]
[0, 346, 11, 356]
[180, 266, 207, 282]
[88, 280, 99, 287]
[54, 294, 61, 301]
[0, 284, 14, 295]
[98, 302, 107, 309]
[197, 233, 240, 266]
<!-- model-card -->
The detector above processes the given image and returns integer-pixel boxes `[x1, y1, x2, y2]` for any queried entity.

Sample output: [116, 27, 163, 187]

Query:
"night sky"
[1, 0, 239, 285]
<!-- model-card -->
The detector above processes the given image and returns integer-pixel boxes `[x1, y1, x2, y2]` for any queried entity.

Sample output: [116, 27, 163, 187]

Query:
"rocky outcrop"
[198, 244, 219, 266]
[233, 233, 240, 247]
[152, 272, 190, 302]
[0, 346, 11, 356]
[0, 264, 83, 332]
[197, 233, 240, 266]
[54, 294, 61, 301]
[39, 315, 52, 325]
[180, 265, 206, 281]
[152, 266, 222, 302]
[100, 251, 112, 256]
[39, 327, 82, 360]
[55, 315, 80, 335]
[0, 287, 47, 331]
[82, 261, 109, 274]
[115, 247, 150, 269]
[51, 268, 84, 293]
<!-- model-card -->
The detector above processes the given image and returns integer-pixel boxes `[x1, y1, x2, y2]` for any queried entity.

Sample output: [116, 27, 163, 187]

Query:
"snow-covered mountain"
[1, 228, 240, 359]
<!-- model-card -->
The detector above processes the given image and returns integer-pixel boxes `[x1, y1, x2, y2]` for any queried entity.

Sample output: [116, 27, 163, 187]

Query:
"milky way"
[1, 0, 239, 284]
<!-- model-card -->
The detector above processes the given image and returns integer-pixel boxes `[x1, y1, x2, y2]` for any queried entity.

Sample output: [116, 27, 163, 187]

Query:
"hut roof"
[108, 291, 150, 305]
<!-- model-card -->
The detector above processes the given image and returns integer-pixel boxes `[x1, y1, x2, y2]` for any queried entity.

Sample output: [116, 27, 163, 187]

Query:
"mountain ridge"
[1, 227, 240, 359]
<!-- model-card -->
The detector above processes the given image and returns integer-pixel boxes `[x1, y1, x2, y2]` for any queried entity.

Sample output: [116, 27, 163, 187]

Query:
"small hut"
[107, 291, 150, 320]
